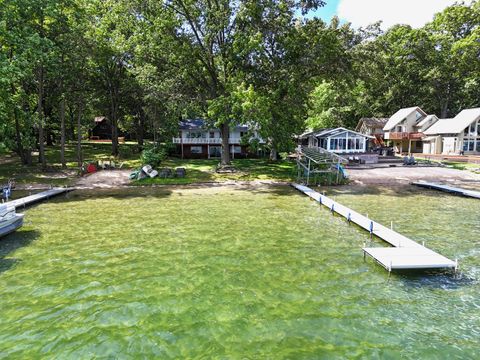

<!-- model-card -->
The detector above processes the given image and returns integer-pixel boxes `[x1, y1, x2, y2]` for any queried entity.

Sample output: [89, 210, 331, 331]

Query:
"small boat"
[0, 204, 24, 238]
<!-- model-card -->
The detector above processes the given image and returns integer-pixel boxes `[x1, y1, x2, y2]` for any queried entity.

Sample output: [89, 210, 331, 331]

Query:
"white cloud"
[337, 0, 469, 29]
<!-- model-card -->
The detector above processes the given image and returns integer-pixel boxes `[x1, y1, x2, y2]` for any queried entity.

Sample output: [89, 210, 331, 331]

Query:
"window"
[330, 139, 338, 150]
[232, 145, 242, 153]
[355, 138, 362, 150]
[463, 139, 475, 152]
[319, 138, 327, 149]
[210, 146, 221, 157]
[348, 139, 353, 150]
[190, 146, 203, 154]
[470, 122, 476, 135]
[187, 131, 205, 139]
[476, 140, 480, 152]
[209, 132, 215, 139]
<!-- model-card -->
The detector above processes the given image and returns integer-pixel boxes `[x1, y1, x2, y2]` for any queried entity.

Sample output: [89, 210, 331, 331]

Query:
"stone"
[175, 167, 186, 178]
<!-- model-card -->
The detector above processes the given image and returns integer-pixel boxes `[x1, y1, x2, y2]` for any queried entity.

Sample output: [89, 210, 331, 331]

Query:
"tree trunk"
[37, 66, 46, 170]
[60, 96, 66, 169]
[68, 106, 75, 141]
[269, 146, 278, 161]
[11, 85, 27, 164]
[110, 93, 119, 156]
[9, 48, 29, 164]
[440, 100, 449, 119]
[220, 122, 230, 165]
[137, 113, 145, 151]
[111, 117, 119, 156]
[77, 102, 83, 168]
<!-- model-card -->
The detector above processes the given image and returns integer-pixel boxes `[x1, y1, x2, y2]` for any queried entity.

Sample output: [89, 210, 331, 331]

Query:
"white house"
[423, 108, 480, 155]
[172, 119, 265, 159]
[299, 128, 374, 154]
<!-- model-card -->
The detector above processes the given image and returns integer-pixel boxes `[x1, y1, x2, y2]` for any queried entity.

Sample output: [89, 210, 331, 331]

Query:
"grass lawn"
[134, 158, 296, 185]
[1, 142, 296, 186]
[0, 142, 142, 187]
[416, 156, 480, 172]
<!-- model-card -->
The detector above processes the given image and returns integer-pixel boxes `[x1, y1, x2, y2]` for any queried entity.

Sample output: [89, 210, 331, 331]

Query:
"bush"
[141, 145, 166, 168]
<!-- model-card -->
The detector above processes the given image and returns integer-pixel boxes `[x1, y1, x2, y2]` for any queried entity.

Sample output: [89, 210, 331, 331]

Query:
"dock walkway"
[412, 181, 480, 199]
[7, 188, 72, 210]
[292, 183, 457, 272]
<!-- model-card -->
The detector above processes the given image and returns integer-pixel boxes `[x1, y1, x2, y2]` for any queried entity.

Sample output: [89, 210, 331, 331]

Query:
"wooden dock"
[412, 181, 480, 199]
[292, 183, 457, 272]
[7, 188, 72, 210]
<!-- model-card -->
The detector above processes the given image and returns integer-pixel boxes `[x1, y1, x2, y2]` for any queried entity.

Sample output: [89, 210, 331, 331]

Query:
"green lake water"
[0, 185, 479, 359]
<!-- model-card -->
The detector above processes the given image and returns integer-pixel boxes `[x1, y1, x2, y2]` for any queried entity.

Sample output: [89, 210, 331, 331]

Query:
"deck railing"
[173, 137, 266, 144]
[172, 137, 242, 144]
[388, 132, 424, 140]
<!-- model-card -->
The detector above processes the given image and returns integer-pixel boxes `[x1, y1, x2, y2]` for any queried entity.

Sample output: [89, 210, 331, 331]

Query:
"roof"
[300, 127, 374, 139]
[179, 119, 249, 131]
[416, 114, 438, 127]
[423, 119, 454, 135]
[383, 107, 427, 131]
[355, 118, 388, 131]
[179, 119, 206, 130]
[424, 108, 480, 135]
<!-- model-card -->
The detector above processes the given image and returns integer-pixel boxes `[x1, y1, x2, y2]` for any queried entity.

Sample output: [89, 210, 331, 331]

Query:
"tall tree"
[132, 0, 326, 165]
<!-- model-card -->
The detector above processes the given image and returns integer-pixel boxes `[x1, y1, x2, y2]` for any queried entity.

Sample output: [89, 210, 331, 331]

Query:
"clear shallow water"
[0, 185, 479, 359]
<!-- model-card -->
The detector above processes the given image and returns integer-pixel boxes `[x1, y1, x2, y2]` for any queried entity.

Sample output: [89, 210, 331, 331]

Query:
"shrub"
[141, 145, 166, 168]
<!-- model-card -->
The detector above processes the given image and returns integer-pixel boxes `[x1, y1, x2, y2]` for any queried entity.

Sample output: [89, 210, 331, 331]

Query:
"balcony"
[387, 132, 424, 140]
[173, 137, 266, 145]
[172, 137, 242, 144]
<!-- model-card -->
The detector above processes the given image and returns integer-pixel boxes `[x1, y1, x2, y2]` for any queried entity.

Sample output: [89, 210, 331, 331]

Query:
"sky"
[310, 0, 469, 29]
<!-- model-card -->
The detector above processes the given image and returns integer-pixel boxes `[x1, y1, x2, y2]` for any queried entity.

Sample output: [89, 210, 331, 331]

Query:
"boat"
[0, 204, 24, 238]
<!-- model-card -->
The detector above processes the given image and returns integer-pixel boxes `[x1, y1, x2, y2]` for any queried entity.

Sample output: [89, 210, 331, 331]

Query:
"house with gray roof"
[383, 107, 431, 154]
[298, 127, 374, 154]
[172, 119, 264, 159]
[422, 108, 480, 155]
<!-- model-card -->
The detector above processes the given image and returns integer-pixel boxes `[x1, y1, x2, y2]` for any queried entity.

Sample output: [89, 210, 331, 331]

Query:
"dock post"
[370, 221, 374, 239]
[390, 221, 393, 230]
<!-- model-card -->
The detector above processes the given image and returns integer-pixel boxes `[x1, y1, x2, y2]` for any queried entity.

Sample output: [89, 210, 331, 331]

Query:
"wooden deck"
[412, 181, 480, 199]
[7, 188, 72, 209]
[292, 183, 457, 272]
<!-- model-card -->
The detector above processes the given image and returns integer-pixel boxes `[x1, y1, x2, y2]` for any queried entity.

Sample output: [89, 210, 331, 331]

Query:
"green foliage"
[140, 145, 167, 168]
[0, 0, 478, 172]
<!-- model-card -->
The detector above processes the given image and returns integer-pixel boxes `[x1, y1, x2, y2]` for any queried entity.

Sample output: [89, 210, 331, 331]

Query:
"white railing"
[172, 137, 242, 144]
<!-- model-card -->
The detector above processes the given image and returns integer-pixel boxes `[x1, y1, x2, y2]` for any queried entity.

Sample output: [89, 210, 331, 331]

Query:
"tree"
[130, 0, 326, 165]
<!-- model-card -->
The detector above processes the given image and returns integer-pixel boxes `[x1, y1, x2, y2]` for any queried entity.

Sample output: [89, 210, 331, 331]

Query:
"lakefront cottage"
[382, 107, 434, 154]
[423, 108, 480, 155]
[172, 119, 265, 159]
[298, 127, 374, 154]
